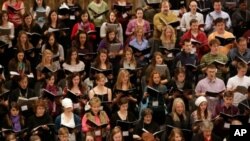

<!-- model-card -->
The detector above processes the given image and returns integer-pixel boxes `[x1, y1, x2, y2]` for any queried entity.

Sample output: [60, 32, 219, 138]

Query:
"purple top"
[195, 77, 225, 94]
[125, 19, 151, 36]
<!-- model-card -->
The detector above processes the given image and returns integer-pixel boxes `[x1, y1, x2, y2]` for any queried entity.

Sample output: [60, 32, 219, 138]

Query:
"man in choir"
[180, 1, 204, 32]
[205, 0, 232, 32]
[195, 64, 226, 113]
[232, 0, 250, 37]
[227, 62, 250, 106]
[153, 0, 179, 39]
[227, 37, 250, 76]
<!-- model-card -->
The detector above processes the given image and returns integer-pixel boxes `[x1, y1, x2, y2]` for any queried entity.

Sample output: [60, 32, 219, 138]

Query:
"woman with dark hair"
[71, 10, 96, 42]
[30, 0, 50, 29]
[62, 47, 85, 74]
[27, 99, 54, 141]
[100, 11, 123, 43]
[41, 32, 64, 69]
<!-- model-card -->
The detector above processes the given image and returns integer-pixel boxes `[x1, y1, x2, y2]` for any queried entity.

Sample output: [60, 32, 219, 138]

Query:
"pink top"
[2, 1, 24, 27]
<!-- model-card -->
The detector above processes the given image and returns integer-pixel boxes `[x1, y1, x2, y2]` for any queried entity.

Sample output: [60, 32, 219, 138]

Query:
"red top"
[71, 21, 96, 40]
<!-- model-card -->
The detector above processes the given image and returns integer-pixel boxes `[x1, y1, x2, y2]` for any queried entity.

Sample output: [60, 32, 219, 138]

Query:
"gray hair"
[200, 120, 214, 131]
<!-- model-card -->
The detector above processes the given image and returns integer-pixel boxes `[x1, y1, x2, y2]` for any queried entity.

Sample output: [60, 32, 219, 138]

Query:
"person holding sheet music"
[16, 12, 43, 49]
[133, 108, 160, 141]
[212, 91, 239, 139]
[0, 11, 15, 66]
[167, 67, 193, 112]
[1, 102, 27, 141]
[143, 71, 168, 125]
[180, 19, 209, 60]
[190, 96, 212, 134]
[159, 25, 177, 51]
[2, 0, 25, 27]
[227, 37, 250, 76]
[113, 69, 138, 115]
[173, 38, 198, 83]
[62, 47, 85, 76]
[207, 18, 235, 56]
[42, 73, 63, 120]
[232, 0, 250, 38]
[110, 126, 123, 141]
[226, 62, 250, 106]
[82, 97, 110, 141]
[200, 38, 229, 80]
[110, 97, 136, 141]
[204, 0, 232, 32]
[71, 10, 96, 47]
[119, 47, 137, 69]
[55, 98, 82, 141]
[88, 73, 112, 117]
[41, 32, 64, 69]
[238, 86, 250, 125]
[180, 1, 204, 32]
[27, 99, 54, 141]
[128, 26, 150, 67]
[153, 1, 179, 39]
[191, 120, 222, 141]
[100, 11, 123, 44]
[90, 49, 113, 85]
[125, 7, 151, 39]
[166, 98, 191, 140]
[30, 0, 50, 29]
[195, 64, 225, 113]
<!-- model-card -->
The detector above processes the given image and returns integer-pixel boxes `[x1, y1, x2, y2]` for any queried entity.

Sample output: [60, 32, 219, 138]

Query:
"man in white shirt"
[227, 62, 250, 106]
[180, 1, 204, 32]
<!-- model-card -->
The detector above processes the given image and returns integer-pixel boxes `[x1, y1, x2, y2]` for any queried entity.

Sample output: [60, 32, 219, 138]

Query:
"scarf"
[10, 115, 21, 132]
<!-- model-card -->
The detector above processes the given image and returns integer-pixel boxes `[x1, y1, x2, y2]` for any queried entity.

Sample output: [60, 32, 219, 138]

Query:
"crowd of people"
[0, 0, 250, 141]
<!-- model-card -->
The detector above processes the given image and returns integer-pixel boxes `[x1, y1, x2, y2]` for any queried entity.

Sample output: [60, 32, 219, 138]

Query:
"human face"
[50, 12, 58, 22]
[125, 51, 132, 61]
[71, 51, 78, 61]
[2, 13, 8, 22]
[59, 134, 69, 141]
[36, 0, 43, 5]
[174, 133, 183, 141]
[215, 22, 225, 33]
[24, 15, 32, 26]
[10, 107, 19, 116]
[122, 73, 129, 84]
[45, 53, 52, 62]
[153, 73, 161, 85]
[206, 68, 217, 80]
[79, 33, 87, 44]
[223, 97, 233, 107]
[19, 77, 28, 89]
[161, 2, 170, 14]
[165, 28, 173, 38]
[48, 35, 55, 46]
[81, 13, 88, 23]
[108, 32, 116, 41]
[136, 29, 143, 38]
[190, 22, 199, 32]
[213, 2, 222, 12]
[100, 53, 107, 63]
[97, 77, 106, 86]
[199, 102, 207, 112]
[136, 10, 143, 19]
[175, 102, 184, 115]
[72, 75, 80, 86]
[237, 67, 247, 77]
[177, 73, 185, 83]
[183, 42, 192, 53]
[113, 132, 123, 141]
[36, 106, 45, 117]
[189, 1, 197, 12]
[143, 114, 152, 124]
[109, 12, 116, 23]
[17, 52, 24, 62]
[20, 34, 27, 43]
[155, 55, 163, 65]
[210, 43, 219, 55]
[239, 2, 247, 11]
[203, 129, 212, 139]
[237, 40, 247, 53]
[86, 135, 94, 141]
[47, 76, 55, 86]
[119, 103, 128, 112]
[91, 103, 100, 114]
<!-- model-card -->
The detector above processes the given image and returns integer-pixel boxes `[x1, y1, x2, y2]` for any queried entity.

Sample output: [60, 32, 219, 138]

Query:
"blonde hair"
[89, 97, 101, 106]
[160, 25, 176, 44]
[168, 128, 185, 141]
[110, 126, 123, 141]
[41, 49, 53, 66]
[114, 69, 132, 89]
[172, 98, 186, 121]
